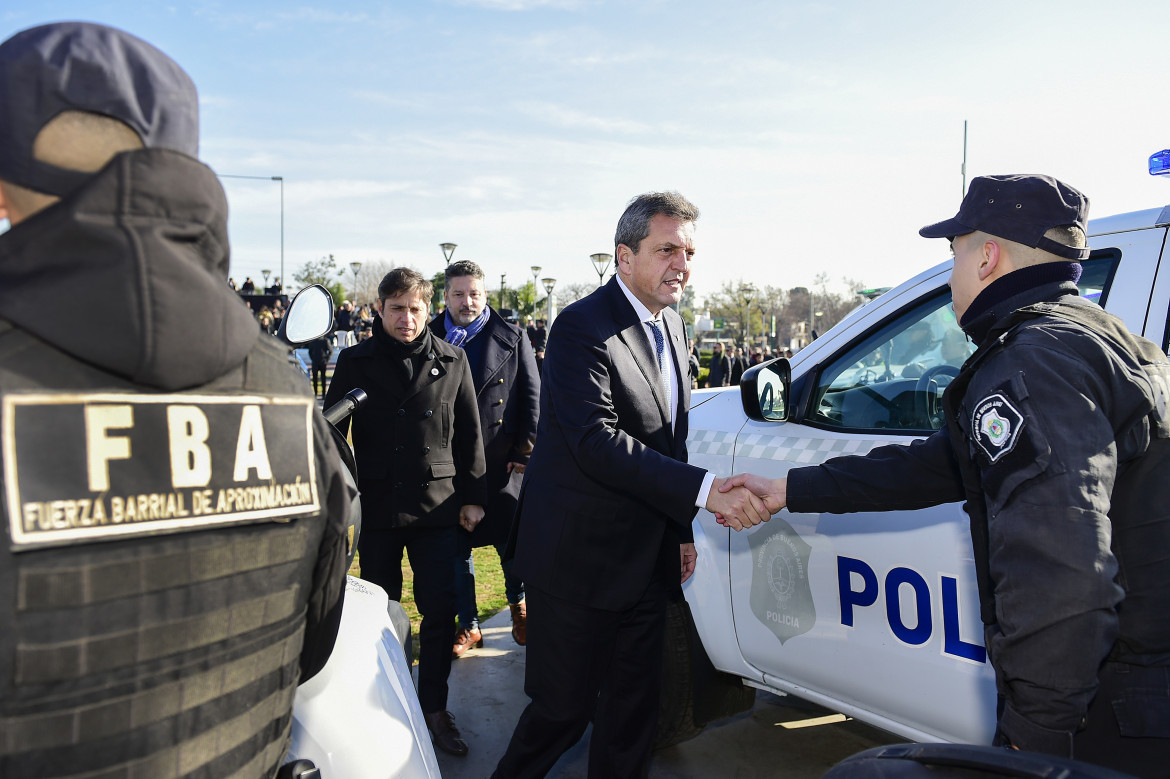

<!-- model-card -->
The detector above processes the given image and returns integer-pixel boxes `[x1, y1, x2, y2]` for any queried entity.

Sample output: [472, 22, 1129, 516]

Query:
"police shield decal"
[749, 518, 816, 645]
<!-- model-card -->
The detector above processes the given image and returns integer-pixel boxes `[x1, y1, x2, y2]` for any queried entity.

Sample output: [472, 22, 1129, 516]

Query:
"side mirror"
[277, 284, 334, 344]
[741, 358, 791, 422]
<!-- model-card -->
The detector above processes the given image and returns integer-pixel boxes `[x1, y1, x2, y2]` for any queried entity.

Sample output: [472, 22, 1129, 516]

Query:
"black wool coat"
[325, 324, 487, 530]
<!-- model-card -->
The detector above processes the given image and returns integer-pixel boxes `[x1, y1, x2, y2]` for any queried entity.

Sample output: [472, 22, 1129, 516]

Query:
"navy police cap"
[0, 21, 198, 197]
[919, 174, 1090, 261]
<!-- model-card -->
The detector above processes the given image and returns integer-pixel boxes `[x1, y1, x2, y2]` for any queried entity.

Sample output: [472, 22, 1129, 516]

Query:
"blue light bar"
[1150, 149, 1170, 176]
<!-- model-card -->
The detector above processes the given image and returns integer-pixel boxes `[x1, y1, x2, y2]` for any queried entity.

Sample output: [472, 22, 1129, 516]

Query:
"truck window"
[1077, 254, 1117, 307]
[809, 291, 965, 433]
[808, 256, 1118, 434]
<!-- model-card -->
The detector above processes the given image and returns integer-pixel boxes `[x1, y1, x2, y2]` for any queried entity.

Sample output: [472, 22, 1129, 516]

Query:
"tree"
[784, 274, 870, 348]
[504, 281, 538, 319]
[557, 282, 595, 306]
[678, 285, 696, 330]
[352, 260, 395, 306]
[701, 280, 778, 347]
[492, 286, 509, 312]
[430, 270, 446, 314]
[695, 276, 869, 352]
[293, 254, 347, 310]
[531, 281, 593, 322]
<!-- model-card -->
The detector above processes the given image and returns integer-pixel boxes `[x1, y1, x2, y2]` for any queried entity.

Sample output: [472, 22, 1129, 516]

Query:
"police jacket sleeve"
[509, 334, 541, 464]
[970, 346, 1124, 756]
[298, 410, 354, 682]
[786, 428, 964, 514]
[453, 357, 489, 506]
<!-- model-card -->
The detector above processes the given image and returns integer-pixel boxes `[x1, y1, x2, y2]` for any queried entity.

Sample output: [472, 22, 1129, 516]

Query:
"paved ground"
[430, 608, 900, 778]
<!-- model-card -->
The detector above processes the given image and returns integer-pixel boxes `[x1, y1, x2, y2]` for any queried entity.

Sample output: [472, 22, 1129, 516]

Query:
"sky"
[3, 1, 1170, 306]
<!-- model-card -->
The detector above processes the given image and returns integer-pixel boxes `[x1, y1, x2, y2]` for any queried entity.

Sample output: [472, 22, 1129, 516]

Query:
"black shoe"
[424, 710, 469, 757]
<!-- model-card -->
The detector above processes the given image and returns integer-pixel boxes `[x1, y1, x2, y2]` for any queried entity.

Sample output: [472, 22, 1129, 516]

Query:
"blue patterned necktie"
[648, 319, 671, 411]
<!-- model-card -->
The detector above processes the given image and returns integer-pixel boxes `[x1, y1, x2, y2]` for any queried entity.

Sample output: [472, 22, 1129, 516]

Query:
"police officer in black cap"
[721, 174, 1170, 776]
[0, 22, 350, 778]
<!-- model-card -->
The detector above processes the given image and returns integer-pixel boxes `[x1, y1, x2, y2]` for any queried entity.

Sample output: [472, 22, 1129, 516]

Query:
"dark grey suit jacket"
[511, 277, 704, 611]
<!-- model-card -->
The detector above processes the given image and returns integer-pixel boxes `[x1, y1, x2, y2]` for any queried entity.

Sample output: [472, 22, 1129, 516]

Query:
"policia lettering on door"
[4, 393, 320, 550]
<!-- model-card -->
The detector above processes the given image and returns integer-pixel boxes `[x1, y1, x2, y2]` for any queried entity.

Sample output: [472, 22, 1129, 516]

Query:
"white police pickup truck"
[665, 202, 1170, 748]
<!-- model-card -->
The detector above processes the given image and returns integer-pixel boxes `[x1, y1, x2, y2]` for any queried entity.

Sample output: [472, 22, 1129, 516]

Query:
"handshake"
[704, 474, 787, 531]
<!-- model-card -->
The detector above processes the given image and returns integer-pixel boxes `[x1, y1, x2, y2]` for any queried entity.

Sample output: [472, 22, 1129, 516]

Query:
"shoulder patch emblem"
[972, 393, 1025, 463]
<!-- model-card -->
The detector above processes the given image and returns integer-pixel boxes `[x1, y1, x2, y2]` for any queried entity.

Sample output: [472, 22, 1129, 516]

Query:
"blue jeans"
[455, 531, 523, 630]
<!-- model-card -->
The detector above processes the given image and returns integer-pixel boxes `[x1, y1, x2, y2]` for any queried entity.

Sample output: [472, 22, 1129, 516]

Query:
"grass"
[349, 545, 511, 663]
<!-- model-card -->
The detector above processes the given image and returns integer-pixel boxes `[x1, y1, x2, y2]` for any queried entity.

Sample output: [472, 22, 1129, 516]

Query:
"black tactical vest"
[0, 323, 332, 778]
[942, 300, 1170, 666]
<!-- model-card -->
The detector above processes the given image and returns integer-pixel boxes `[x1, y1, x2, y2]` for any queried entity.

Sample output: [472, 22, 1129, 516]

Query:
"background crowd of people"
[690, 339, 795, 388]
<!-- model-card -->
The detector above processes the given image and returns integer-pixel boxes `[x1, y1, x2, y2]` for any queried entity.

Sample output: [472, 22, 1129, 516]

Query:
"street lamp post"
[742, 284, 756, 346]
[436, 243, 457, 314]
[217, 173, 284, 294]
[499, 273, 507, 310]
[350, 261, 362, 303]
[274, 176, 283, 290]
[541, 277, 556, 324]
[590, 253, 612, 288]
[530, 266, 541, 319]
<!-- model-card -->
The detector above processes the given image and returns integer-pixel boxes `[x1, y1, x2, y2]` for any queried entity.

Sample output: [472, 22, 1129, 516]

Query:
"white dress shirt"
[615, 276, 714, 510]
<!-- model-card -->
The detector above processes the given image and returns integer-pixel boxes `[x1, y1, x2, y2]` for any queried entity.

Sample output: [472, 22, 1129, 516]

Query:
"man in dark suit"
[729, 345, 748, 385]
[307, 334, 332, 398]
[324, 267, 487, 757]
[429, 260, 540, 654]
[491, 192, 768, 778]
[706, 341, 731, 387]
[528, 318, 548, 352]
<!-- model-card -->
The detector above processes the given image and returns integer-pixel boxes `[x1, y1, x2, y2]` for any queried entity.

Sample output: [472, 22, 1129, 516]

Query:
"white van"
[670, 203, 1170, 746]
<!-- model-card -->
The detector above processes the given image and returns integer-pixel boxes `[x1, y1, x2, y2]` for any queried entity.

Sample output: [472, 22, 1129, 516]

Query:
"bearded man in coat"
[429, 260, 540, 655]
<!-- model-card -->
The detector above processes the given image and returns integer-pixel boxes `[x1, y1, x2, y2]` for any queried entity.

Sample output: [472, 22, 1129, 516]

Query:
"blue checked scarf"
[444, 306, 490, 347]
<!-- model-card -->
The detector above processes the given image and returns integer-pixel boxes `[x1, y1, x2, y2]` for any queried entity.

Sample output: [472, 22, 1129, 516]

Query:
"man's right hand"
[459, 504, 485, 532]
[706, 477, 770, 531]
[719, 474, 787, 516]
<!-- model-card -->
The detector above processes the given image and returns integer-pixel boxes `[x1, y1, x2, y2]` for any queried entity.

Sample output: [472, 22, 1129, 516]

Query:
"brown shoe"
[509, 601, 527, 646]
[452, 626, 483, 659]
[424, 709, 468, 757]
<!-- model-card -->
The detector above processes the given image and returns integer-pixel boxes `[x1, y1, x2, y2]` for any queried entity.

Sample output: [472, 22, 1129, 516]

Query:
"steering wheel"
[914, 365, 960, 428]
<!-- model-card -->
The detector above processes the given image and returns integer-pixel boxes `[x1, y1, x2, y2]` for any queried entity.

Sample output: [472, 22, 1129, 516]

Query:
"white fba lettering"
[85, 405, 133, 491]
[168, 405, 213, 488]
[233, 405, 273, 481]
